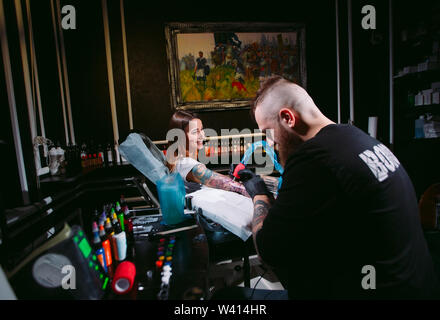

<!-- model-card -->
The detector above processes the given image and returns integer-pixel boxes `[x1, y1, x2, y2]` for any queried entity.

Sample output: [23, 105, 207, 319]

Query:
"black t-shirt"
[256, 124, 438, 299]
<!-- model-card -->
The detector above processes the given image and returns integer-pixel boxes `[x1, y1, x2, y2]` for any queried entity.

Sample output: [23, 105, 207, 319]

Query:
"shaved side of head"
[252, 76, 321, 122]
[251, 76, 335, 162]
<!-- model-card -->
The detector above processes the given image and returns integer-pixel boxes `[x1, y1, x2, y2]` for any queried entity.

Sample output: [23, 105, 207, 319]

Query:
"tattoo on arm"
[252, 198, 271, 259]
[253, 199, 270, 234]
[191, 164, 213, 184]
[190, 164, 250, 197]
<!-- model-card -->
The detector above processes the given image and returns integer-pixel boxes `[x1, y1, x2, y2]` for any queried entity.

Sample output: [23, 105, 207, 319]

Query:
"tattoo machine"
[234, 140, 284, 192]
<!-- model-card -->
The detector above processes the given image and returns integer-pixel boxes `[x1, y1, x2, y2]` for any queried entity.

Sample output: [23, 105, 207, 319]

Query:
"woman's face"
[186, 118, 205, 152]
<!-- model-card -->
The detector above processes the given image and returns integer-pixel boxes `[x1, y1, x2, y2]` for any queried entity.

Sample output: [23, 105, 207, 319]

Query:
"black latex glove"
[228, 163, 236, 179]
[237, 169, 270, 199]
[229, 163, 246, 179]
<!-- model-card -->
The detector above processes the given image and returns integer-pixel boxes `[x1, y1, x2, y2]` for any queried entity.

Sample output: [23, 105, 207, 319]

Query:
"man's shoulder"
[314, 123, 363, 140]
[286, 123, 408, 191]
[302, 124, 370, 151]
[289, 125, 354, 154]
[285, 124, 375, 170]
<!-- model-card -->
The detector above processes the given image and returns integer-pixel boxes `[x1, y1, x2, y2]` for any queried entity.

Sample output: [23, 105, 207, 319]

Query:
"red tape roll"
[112, 261, 136, 294]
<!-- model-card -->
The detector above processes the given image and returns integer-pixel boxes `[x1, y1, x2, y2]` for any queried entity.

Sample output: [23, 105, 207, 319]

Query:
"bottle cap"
[93, 231, 101, 243]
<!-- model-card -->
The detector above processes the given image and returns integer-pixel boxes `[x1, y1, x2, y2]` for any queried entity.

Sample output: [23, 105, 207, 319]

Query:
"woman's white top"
[174, 157, 200, 182]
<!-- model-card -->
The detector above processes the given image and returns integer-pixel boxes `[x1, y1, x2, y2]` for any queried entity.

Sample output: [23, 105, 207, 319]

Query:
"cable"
[249, 269, 268, 300]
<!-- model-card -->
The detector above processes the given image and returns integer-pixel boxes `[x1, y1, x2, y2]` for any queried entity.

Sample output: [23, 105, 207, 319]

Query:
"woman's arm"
[187, 164, 250, 198]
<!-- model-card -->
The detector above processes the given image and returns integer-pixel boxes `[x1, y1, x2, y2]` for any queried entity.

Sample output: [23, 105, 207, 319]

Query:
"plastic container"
[49, 147, 59, 175]
[156, 172, 186, 225]
[112, 231, 127, 261]
[415, 116, 425, 139]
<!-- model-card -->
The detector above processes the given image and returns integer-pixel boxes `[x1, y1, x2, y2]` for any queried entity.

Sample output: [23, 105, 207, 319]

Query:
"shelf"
[412, 137, 440, 142]
[404, 104, 440, 117]
[39, 163, 134, 183]
[394, 68, 440, 81]
[397, 33, 440, 47]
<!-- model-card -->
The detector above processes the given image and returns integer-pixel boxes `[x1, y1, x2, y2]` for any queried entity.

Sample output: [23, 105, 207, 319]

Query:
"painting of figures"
[166, 23, 306, 111]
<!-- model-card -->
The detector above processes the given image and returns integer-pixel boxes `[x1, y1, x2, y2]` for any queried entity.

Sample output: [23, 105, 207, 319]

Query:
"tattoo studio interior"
[1, 0, 440, 302]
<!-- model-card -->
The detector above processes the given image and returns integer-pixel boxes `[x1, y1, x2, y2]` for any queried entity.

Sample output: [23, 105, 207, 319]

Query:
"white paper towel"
[190, 186, 253, 241]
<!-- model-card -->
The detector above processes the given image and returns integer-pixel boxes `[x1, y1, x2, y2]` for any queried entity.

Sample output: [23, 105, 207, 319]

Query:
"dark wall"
[1, 0, 340, 208]
[351, 0, 390, 143]
[123, 1, 338, 140]
[2, 0, 39, 207]
[6, 0, 340, 146]
[61, 0, 113, 146]
[3, 0, 401, 206]
[30, 0, 66, 145]
[0, 11, 24, 209]
[46, 0, 339, 143]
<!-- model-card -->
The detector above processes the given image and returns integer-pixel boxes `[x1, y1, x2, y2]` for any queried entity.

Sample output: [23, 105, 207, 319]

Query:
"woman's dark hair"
[166, 110, 200, 171]
[168, 110, 199, 132]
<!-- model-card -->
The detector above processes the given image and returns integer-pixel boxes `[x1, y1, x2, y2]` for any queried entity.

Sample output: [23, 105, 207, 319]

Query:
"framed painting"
[165, 22, 306, 111]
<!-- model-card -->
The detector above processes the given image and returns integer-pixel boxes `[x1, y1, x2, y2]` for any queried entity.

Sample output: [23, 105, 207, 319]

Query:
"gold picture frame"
[165, 22, 307, 112]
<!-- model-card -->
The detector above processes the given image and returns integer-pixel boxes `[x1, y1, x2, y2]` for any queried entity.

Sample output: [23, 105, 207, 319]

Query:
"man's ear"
[279, 108, 296, 128]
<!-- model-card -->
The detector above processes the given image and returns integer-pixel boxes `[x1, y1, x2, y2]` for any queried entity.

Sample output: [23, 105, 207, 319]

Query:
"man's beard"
[276, 127, 302, 168]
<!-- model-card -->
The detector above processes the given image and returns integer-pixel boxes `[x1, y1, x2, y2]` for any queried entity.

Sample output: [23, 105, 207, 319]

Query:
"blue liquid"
[415, 118, 425, 139]
[157, 172, 186, 225]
